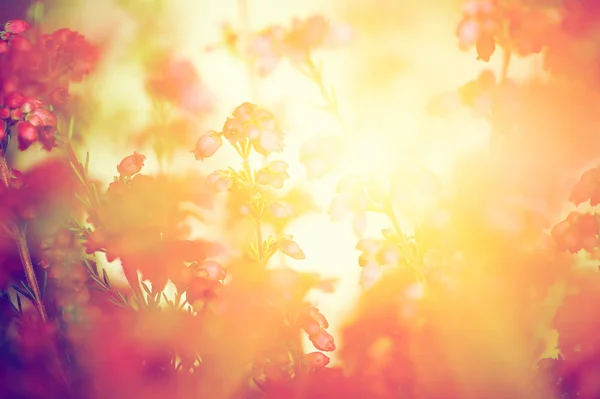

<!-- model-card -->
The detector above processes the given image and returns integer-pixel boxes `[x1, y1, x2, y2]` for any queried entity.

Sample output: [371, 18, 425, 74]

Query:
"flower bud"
[8, 35, 32, 51]
[117, 151, 146, 177]
[197, 261, 226, 281]
[17, 121, 38, 150]
[303, 352, 330, 369]
[4, 20, 30, 34]
[30, 107, 56, 126]
[309, 329, 336, 352]
[278, 238, 305, 260]
[10, 108, 22, 120]
[193, 130, 222, 161]
[3, 92, 25, 109]
[207, 171, 231, 192]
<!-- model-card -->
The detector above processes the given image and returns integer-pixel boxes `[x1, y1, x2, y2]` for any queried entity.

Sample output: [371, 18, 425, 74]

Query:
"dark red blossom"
[551, 212, 598, 253]
[84, 173, 221, 291]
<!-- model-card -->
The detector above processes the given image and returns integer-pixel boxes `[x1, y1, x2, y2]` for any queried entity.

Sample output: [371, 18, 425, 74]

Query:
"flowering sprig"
[195, 102, 304, 265]
[1, 91, 59, 151]
[217, 15, 353, 78]
[0, 20, 97, 110]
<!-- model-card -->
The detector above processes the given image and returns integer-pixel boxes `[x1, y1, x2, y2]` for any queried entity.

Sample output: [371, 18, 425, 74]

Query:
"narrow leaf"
[102, 268, 111, 287]
[13, 285, 33, 302]
[20, 281, 36, 299]
[141, 282, 152, 296]
[84, 151, 90, 177]
[41, 270, 48, 298]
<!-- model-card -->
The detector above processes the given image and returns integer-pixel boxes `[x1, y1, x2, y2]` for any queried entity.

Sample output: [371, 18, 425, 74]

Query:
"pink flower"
[4, 20, 30, 34]
[117, 151, 146, 177]
[193, 130, 222, 160]
[303, 352, 330, 369]
[17, 121, 38, 151]
[207, 171, 232, 192]
[256, 160, 290, 189]
[309, 329, 336, 352]
[278, 236, 305, 260]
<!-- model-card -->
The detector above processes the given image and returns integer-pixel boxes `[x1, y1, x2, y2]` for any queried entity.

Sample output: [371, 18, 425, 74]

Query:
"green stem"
[304, 54, 350, 136]
[241, 150, 264, 263]
[384, 202, 426, 284]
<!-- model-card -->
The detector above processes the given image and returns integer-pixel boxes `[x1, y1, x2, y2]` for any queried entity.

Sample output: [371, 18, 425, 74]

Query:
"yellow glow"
[41, 0, 541, 372]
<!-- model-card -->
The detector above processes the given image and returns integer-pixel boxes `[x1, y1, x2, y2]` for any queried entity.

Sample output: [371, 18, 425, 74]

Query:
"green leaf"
[67, 115, 75, 140]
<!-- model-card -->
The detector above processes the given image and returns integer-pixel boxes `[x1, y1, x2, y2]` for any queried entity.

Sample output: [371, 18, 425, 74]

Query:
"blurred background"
[1, 0, 549, 364]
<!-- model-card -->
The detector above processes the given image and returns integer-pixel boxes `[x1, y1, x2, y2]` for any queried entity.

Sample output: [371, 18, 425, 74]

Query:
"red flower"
[309, 329, 336, 352]
[4, 20, 30, 34]
[16, 121, 37, 150]
[570, 168, 600, 206]
[303, 352, 330, 369]
[117, 152, 146, 177]
[3, 92, 25, 109]
[8, 35, 32, 52]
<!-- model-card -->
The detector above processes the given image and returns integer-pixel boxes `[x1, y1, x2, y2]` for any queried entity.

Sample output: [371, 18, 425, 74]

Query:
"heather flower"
[16, 121, 37, 150]
[197, 260, 227, 281]
[207, 170, 232, 192]
[255, 160, 290, 189]
[117, 152, 146, 177]
[303, 352, 330, 369]
[309, 329, 336, 352]
[4, 20, 30, 34]
[278, 236, 305, 260]
[193, 130, 222, 160]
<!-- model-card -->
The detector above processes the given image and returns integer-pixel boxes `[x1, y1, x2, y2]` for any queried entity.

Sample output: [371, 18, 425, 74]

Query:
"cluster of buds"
[551, 212, 598, 254]
[256, 160, 290, 189]
[456, 1, 554, 62]
[1, 20, 97, 109]
[301, 307, 335, 350]
[193, 102, 285, 160]
[456, 0, 502, 61]
[223, 15, 353, 76]
[0, 20, 31, 53]
[0, 91, 58, 150]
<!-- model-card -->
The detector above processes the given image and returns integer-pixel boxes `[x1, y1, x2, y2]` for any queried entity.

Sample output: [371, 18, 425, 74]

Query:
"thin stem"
[241, 154, 264, 262]
[0, 149, 48, 322]
[303, 54, 350, 136]
[16, 226, 48, 322]
[384, 202, 426, 284]
[0, 150, 9, 188]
